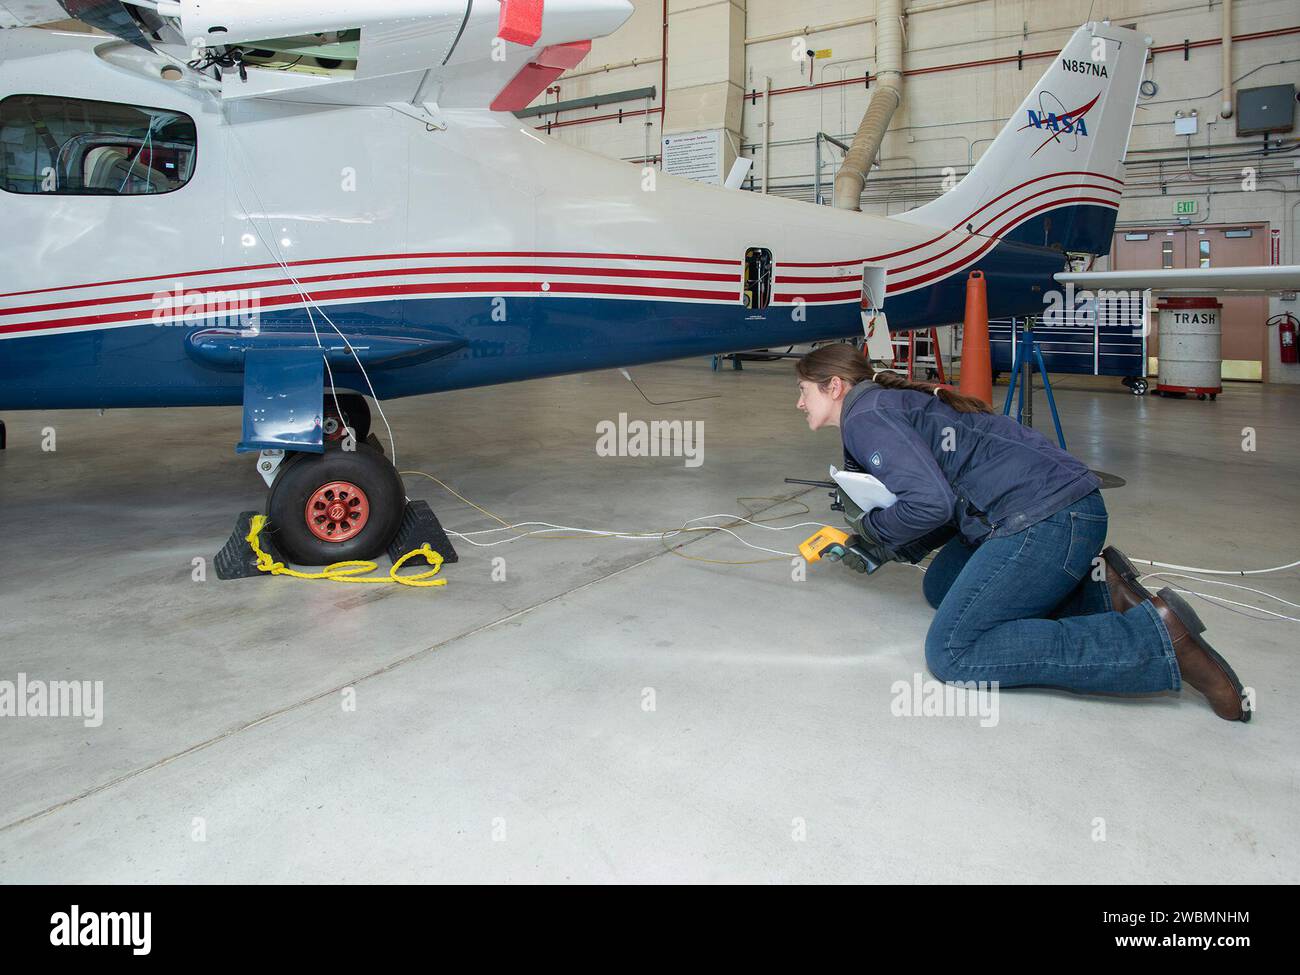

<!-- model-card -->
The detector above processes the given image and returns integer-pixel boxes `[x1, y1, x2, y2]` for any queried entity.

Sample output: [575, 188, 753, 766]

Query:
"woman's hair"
[794, 343, 993, 414]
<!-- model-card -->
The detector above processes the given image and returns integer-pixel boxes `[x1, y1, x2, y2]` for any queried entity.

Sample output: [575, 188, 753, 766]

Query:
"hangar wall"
[532, 0, 1300, 382]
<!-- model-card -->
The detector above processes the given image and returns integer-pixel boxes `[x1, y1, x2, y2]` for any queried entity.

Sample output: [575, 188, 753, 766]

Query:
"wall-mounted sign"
[1174, 199, 1198, 216]
[662, 129, 724, 184]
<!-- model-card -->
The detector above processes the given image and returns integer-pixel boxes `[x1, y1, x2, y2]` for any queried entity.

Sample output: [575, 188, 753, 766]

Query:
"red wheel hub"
[305, 481, 370, 543]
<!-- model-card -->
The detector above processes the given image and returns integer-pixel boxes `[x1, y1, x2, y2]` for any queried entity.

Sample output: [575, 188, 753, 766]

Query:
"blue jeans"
[920, 490, 1180, 693]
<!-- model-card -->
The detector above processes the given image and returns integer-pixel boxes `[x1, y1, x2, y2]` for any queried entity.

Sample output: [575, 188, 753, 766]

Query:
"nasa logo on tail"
[1019, 90, 1101, 157]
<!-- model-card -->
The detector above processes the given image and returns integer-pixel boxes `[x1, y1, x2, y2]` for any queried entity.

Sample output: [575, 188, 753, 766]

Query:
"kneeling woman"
[794, 344, 1250, 722]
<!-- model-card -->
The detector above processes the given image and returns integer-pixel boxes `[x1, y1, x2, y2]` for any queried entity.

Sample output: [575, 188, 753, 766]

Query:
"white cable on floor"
[446, 525, 793, 553]
[420, 472, 1297, 603]
[453, 513, 826, 538]
[1129, 554, 1300, 623]
[1139, 572, 1300, 624]
[1129, 556, 1300, 576]
[445, 513, 827, 558]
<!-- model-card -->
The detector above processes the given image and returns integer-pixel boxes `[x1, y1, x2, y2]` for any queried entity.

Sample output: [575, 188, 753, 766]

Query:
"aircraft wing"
[5, 2, 632, 110]
[164, 0, 632, 110]
[1056, 265, 1300, 295]
[0, 1, 68, 27]
[1, 1, 154, 47]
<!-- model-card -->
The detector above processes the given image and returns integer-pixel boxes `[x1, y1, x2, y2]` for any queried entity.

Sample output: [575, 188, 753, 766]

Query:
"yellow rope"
[245, 514, 447, 587]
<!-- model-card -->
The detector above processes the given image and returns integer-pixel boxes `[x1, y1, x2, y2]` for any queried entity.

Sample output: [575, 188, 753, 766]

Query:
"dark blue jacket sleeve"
[843, 408, 956, 547]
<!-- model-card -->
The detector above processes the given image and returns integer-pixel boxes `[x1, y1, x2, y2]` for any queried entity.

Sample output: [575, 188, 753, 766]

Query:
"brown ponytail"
[795, 343, 993, 415]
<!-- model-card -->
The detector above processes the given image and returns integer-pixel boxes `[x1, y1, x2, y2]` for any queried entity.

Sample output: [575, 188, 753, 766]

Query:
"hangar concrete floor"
[1, 360, 1296, 884]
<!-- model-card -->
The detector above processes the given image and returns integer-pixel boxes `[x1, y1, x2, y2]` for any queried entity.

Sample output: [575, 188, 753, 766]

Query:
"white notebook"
[829, 465, 898, 513]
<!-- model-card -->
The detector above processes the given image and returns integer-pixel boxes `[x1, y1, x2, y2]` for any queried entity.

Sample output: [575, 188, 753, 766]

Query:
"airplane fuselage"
[0, 29, 1081, 411]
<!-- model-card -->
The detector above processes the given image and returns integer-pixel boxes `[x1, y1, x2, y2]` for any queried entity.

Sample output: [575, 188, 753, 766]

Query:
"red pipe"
[660, 0, 669, 137]
[539, 23, 1300, 132]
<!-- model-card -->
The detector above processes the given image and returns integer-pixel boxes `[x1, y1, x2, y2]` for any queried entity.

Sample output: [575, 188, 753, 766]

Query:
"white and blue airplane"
[0, 1, 1149, 563]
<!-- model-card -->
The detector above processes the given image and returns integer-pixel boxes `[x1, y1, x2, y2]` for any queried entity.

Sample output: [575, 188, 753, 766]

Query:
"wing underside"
[1057, 266, 1300, 295]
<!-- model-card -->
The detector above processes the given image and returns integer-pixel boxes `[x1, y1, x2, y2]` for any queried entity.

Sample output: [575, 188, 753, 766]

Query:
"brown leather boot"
[1102, 546, 1154, 613]
[1152, 587, 1251, 722]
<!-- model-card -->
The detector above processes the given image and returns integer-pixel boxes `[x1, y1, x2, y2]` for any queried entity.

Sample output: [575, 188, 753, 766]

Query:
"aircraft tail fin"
[898, 22, 1148, 255]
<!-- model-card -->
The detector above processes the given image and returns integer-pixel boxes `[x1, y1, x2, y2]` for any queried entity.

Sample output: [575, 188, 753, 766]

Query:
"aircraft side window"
[743, 247, 773, 309]
[0, 94, 196, 196]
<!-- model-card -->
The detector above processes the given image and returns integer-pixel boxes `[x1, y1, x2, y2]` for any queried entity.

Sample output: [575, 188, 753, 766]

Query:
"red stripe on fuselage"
[0, 280, 743, 336]
[775, 196, 1120, 301]
[0, 264, 742, 318]
[0, 251, 742, 301]
[2, 183, 1122, 334]
[886, 197, 1119, 292]
[779, 171, 1123, 268]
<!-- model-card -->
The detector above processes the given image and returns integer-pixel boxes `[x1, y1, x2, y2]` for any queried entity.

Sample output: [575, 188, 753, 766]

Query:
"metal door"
[1112, 224, 1269, 380]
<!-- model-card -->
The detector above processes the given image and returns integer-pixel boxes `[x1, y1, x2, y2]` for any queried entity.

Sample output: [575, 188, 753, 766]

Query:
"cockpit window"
[0, 94, 196, 195]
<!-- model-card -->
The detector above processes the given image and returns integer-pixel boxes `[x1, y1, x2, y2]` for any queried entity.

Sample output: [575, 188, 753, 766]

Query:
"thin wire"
[118, 114, 159, 193]
[448, 520, 804, 559]
[175, 83, 350, 446]
[619, 368, 721, 406]
[1140, 572, 1300, 624]
[223, 125, 345, 438]
[1130, 556, 1300, 577]
[403, 468, 1300, 585]
[446, 514, 827, 540]
[401, 470, 816, 563]
[224, 123, 397, 464]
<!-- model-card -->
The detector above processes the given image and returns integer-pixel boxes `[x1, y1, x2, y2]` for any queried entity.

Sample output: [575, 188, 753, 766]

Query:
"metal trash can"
[1155, 296, 1222, 400]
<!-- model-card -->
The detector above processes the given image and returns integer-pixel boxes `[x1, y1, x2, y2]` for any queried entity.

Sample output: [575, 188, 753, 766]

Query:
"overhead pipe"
[1220, 0, 1234, 118]
[540, 25, 1300, 135]
[742, 0, 985, 46]
[562, 56, 662, 81]
[834, 0, 905, 211]
[661, 0, 669, 133]
[746, 15, 876, 47]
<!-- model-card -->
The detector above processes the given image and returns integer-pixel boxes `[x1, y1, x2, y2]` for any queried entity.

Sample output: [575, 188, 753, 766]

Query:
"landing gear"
[266, 442, 405, 565]
[1122, 376, 1148, 395]
[323, 393, 371, 444]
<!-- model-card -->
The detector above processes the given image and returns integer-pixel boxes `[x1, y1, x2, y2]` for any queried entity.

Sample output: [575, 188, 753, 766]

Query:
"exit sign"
[1175, 200, 1198, 215]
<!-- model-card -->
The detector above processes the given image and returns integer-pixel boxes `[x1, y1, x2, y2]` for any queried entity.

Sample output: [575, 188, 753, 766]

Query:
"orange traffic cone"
[959, 271, 993, 407]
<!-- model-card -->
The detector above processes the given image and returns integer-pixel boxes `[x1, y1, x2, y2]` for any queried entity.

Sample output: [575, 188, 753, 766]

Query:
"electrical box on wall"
[1173, 113, 1198, 136]
[1236, 84, 1296, 137]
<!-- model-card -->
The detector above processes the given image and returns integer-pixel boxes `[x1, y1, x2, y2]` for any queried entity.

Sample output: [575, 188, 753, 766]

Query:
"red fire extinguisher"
[1272, 312, 1299, 365]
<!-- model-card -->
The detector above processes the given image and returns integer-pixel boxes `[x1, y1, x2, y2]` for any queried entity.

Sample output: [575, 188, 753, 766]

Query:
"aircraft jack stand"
[214, 500, 459, 581]
[1002, 317, 1067, 450]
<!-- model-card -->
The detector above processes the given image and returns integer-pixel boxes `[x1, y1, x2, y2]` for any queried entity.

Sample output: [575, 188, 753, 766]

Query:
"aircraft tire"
[267, 443, 404, 565]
